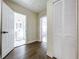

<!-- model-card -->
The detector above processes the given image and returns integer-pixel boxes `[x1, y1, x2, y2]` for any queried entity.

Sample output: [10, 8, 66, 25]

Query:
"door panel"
[2, 2, 14, 58]
[62, 0, 77, 59]
[53, 1, 64, 59]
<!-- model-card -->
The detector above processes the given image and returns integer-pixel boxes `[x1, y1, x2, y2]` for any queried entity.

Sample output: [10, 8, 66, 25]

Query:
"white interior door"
[53, 0, 77, 59]
[53, 1, 64, 59]
[2, 2, 14, 58]
[62, 0, 77, 59]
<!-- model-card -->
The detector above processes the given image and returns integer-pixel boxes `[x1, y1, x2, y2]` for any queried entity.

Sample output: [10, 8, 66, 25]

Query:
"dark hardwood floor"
[3, 42, 52, 59]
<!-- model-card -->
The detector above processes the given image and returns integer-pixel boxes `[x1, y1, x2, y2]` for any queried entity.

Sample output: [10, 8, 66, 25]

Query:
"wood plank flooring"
[3, 42, 52, 59]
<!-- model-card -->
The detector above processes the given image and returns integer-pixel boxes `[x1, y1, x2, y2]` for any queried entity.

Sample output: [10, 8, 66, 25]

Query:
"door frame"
[76, 0, 78, 58]
[14, 12, 27, 47]
[0, 0, 2, 58]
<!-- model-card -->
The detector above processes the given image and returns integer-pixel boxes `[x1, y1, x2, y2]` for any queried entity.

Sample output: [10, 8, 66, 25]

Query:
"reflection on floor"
[14, 40, 26, 47]
[3, 42, 52, 59]
[42, 36, 47, 43]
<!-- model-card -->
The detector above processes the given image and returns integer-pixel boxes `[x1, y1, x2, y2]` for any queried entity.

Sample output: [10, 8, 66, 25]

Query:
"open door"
[2, 2, 14, 58]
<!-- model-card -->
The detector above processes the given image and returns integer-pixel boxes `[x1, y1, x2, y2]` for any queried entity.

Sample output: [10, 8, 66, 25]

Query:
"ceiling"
[8, 0, 47, 13]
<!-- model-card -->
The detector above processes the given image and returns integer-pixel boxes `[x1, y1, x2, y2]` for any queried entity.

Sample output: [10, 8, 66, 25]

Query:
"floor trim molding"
[47, 55, 52, 59]
[14, 41, 41, 48]
[3, 48, 14, 59]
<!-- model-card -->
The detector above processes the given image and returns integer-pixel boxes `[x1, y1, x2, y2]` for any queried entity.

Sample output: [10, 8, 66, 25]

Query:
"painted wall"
[39, 10, 46, 18]
[4, 1, 38, 44]
[47, 0, 53, 57]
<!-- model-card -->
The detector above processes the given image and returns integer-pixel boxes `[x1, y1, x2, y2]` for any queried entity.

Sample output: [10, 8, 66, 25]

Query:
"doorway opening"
[40, 16, 47, 43]
[14, 12, 26, 47]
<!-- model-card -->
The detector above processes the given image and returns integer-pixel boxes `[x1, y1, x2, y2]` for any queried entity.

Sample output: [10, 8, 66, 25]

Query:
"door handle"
[1, 31, 8, 34]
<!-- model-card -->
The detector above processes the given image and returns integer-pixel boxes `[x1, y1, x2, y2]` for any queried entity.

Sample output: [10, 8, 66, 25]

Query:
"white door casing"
[0, 0, 2, 58]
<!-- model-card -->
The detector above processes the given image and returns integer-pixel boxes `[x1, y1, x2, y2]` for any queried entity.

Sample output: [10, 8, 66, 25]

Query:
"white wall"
[47, 0, 54, 57]
[4, 1, 38, 44]
[39, 10, 46, 18]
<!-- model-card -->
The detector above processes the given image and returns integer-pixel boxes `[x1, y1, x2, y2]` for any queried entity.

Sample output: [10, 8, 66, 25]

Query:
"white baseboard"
[2, 47, 14, 58]
[47, 52, 53, 58]
[27, 40, 40, 44]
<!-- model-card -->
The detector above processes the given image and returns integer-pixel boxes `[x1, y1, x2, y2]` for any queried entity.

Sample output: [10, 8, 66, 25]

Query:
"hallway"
[3, 42, 52, 59]
[0, 0, 78, 59]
